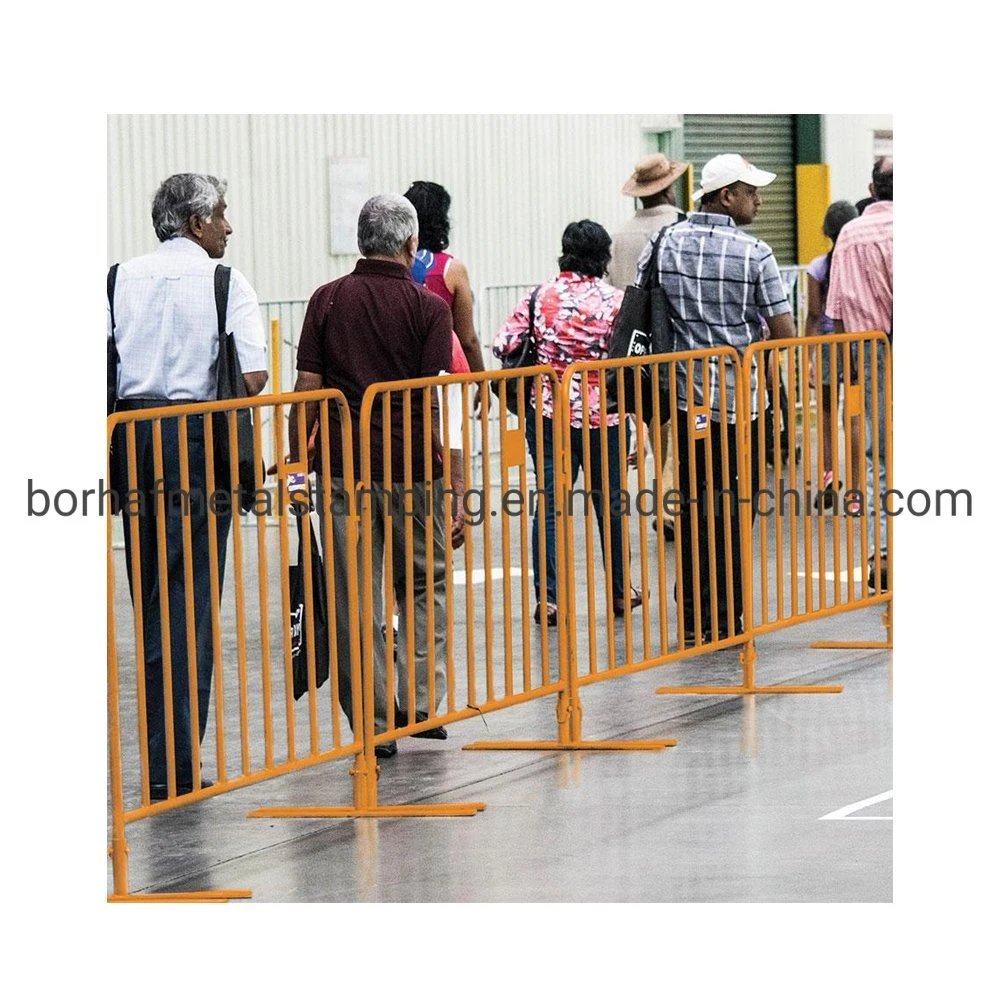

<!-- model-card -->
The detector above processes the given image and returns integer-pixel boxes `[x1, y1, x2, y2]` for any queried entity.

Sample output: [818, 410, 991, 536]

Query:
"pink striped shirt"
[826, 201, 893, 336]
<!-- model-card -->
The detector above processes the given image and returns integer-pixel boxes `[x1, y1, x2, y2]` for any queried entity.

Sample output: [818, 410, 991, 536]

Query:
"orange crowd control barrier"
[657, 331, 891, 698]
[744, 332, 892, 640]
[108, 337, 892, 898]
[251, 368, 573, 816]
[107, 389, 370, 900]
[548, 350, 754, 708]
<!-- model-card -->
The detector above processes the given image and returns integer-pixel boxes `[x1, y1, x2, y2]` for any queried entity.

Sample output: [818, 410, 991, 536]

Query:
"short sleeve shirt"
[636, 211, 791, 422]
[296, 257, 453, 481]
[109, 238, 267, 401]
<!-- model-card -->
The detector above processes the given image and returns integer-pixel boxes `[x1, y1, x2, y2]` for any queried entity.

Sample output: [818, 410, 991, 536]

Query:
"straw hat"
[622, 153, 690, 197]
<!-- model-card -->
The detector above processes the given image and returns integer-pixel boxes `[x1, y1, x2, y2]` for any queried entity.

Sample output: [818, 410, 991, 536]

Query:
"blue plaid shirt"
[636, 212, 791, 422]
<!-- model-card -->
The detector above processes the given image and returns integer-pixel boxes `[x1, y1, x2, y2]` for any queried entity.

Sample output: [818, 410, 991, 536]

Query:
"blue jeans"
[525, 408, 630, 605]
[114, 415, 231, 788]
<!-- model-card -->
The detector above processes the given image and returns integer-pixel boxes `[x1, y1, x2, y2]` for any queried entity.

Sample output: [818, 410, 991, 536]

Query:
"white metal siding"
[108, 114, 667, 306]
[822, 114, 893, 205]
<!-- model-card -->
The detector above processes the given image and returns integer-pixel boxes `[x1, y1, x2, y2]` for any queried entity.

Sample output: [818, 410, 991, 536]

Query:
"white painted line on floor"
[820, 789, 893, 821]
[799, 567, 866, 583]
[452, 567, 526, 586]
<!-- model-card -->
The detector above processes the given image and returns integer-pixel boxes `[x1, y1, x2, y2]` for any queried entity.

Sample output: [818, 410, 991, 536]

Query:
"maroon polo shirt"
[296, 257, 453, 483]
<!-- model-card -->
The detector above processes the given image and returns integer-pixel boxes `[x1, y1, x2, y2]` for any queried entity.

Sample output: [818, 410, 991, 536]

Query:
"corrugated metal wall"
[108, 114, 667, 306]
[681, 114, 797, 264]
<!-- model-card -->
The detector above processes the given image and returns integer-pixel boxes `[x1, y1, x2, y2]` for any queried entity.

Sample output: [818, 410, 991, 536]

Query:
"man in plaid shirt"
[636, 154, 796, 642]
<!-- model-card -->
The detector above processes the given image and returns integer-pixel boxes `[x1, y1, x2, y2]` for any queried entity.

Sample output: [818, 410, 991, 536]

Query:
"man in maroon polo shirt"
[291, 194, 453, 757]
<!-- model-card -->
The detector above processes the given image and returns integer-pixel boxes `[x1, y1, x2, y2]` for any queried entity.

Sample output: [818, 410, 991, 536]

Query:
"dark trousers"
[674, 413, 758, 632]
[113, 415, 231, 788]
[525, 408, 630, 605]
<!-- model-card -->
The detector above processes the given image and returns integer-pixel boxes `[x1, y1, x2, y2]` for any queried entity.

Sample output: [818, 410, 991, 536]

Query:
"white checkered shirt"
[636, 212, 791, 422]
[108, 238, 267, 401]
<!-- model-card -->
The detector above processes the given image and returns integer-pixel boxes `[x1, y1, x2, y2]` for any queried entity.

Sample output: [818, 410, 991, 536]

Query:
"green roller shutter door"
[681, 114, 797, 265]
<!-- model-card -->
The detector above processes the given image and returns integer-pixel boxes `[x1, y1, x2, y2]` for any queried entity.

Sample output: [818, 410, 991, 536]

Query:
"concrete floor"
[109, 604, 891, 902]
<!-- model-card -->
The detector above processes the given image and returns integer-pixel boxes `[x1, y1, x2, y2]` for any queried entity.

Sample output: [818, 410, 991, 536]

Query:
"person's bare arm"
[805, 276, 822, 387]
[445, 258, 485, 372]
[448, 448, 466, 548]
[764, 311, 796, 341]
[243, 370, 268, 396]
[288, 371, 322, 467]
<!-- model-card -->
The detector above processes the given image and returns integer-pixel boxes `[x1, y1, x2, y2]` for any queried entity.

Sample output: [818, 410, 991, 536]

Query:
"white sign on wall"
[328, 157, 370, 255]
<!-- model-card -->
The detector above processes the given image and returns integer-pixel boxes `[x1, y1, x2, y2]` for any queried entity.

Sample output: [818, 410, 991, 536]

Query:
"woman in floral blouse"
[493, 220, 642, 626]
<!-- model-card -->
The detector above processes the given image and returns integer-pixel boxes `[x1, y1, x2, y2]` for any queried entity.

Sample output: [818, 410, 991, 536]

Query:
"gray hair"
[151, 173, 227, 242]
[822, 200, 858, 242]
[357, 194, 418, 257]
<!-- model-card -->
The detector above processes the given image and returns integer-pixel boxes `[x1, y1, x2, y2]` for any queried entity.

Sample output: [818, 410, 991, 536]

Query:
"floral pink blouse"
[492, 272, 624, 428]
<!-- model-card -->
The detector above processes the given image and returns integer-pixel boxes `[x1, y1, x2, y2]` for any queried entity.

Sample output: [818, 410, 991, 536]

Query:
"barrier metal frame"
[108, 389, 369, 900]
[657, 331, 891, 698]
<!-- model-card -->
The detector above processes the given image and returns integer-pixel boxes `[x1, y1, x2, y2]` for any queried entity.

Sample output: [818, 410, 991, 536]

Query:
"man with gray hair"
[108, 173, 268, 800]
[291, 194, 453, 757]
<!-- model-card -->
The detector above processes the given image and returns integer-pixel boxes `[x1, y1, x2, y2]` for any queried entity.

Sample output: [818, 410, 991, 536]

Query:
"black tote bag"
[289, 514, 331, 701]
[606, 226, 675, 415]
[492, 286, 540, 415]
[212, 265, 260, 513]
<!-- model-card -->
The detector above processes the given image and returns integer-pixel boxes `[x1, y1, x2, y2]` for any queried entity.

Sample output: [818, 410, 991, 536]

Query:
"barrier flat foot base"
[108, 890, 252, 903]
[656, 685, 843, 695]
[247, 804, 486, 818]
[462, 740, 675, 752]
[810, 640, 892, 650]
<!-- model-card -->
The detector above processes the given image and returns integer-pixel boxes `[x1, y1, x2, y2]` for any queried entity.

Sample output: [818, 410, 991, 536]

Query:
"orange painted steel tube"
[150, 419, 178, 796]
[422, 387, 439, 717]
[250, 412, 275, 769]
[498, 386, 515, 698]
[293, 402, 320, 756]
[461, 382, 478, 700]
[225, 409, 252, 769]
[631, 364, 652, 662]
[123, 423, 151, 797]
[107, 422, 129, 897]
[274, 402, 297, 762]
[175, 415, 203, 786]
[517, 382, 536, 690]
[801, 345, 815, 616]
[201, 413, 231, 779]
[668, 361, 683, 649]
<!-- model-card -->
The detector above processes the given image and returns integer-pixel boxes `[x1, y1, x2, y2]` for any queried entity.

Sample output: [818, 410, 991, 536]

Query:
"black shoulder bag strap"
[527, 285, 539, 347]
[107, 264, 120, 416]
[107, 264, 119, 333]
[639, 226, 668, 291]
[214, 263, 231, 344]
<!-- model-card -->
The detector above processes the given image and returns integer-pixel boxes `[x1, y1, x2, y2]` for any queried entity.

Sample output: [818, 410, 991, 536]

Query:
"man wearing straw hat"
[636, 154, 796, 643]
[609, 154, 690, 539]
[608, 153, 689, 290]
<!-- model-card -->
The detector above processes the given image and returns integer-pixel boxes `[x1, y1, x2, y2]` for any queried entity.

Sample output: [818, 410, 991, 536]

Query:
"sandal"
[813, 475, 841, 511]
[613, 586, 644, 617]
[534, 602, 558, 626]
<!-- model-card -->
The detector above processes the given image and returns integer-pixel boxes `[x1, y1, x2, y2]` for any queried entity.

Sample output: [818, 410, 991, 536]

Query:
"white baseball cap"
[693, 153, 777, 201]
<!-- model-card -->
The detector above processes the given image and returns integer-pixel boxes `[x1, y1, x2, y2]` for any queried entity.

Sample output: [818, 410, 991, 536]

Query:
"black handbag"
[606, 227, 675, 416]
[289, 514, 331, 701]
[212, 265, 260, 513]
[492, 286, 540, 415]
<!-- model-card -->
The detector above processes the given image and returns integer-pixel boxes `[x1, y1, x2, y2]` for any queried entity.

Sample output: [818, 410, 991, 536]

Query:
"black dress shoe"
[149, 778, 214, 801]
[374, 741, 398, 759]
[410, 711, 448, 740]
[868, 551, 888, 592]
[704, 619, 743, 643]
